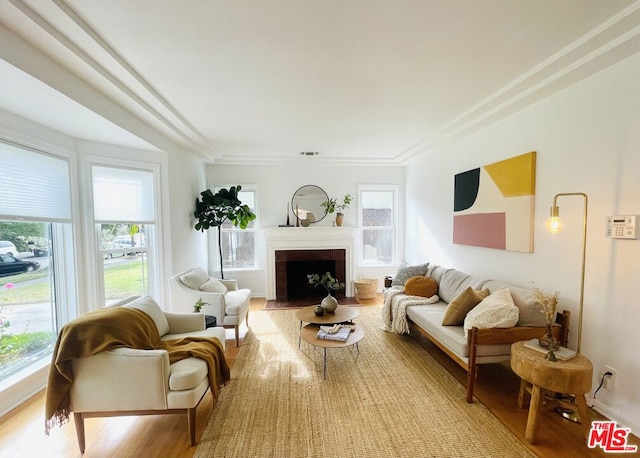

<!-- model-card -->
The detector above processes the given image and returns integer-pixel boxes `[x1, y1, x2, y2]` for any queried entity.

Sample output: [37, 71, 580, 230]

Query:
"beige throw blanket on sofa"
[45, 307, 230, 434]
[381, 287, 439, 334]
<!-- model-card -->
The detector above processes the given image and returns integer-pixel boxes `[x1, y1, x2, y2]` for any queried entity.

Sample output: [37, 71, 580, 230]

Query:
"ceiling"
[0, 0, 638, 165]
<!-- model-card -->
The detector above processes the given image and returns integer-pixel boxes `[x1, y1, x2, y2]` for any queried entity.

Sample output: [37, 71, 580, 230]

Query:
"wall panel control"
[606, 215, 638, 239]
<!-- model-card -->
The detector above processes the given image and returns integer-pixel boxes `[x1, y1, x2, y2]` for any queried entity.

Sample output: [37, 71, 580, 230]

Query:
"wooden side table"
[510, 341, 593, 444]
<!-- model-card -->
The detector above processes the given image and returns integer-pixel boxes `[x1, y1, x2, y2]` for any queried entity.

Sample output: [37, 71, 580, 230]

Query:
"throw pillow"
[200, 278, 228, 294]
[463, 289, 519, 337]
[441, 287, 490, 326]
[404, 276, 438, 298]
[391, 261, 430, 286]
[126, 295, 170, 337]
[179, 267, 209, 290]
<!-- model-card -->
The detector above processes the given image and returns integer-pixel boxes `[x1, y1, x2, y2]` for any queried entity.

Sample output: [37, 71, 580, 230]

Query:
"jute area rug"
[195, 306, 533, 458]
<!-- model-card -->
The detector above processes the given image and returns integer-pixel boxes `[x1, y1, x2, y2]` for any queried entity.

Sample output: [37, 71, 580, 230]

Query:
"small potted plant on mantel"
[321, 194, 353, 227]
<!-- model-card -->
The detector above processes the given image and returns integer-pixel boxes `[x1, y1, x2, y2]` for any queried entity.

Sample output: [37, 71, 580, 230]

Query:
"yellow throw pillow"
[441, 287, 490, 326]
[404, 276, 438, 298]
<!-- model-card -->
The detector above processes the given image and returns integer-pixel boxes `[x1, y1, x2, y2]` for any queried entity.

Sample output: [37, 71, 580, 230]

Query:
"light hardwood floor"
[0, 296, 637, 457]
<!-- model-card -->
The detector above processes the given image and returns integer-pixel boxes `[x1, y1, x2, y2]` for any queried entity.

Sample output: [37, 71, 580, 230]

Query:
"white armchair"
[67, 296, 227, 452]
[169, 267, 251, 346]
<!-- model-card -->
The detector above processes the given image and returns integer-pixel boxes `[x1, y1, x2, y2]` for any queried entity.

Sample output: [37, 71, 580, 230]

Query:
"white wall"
[207, 163, 405, 296]
[166, 151, 208, 276]
[405, 53, 640, 434]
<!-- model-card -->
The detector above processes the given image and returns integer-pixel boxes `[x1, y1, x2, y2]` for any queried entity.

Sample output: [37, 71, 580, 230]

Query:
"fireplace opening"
[287, 260, 335, 299]
[275, 249, 345, 301]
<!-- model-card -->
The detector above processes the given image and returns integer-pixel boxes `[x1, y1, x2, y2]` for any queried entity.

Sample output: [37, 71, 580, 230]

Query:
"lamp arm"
[551, 192, 588, 353]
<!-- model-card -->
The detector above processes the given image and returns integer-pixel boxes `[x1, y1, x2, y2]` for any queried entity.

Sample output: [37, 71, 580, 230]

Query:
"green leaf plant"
[193, 185, 256, 279]
[307, 272, 345, 294]
[321, 194, 353, 215]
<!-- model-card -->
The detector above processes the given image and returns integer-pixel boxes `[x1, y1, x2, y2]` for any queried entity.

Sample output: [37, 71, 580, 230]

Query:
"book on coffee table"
[317, 327, 351, 342]
[523, 338, 577, 361]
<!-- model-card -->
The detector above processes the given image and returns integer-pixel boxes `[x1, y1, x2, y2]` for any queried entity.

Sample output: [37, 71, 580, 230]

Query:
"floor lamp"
[548, 192, 588, 354]
[548, 192, 589, 423]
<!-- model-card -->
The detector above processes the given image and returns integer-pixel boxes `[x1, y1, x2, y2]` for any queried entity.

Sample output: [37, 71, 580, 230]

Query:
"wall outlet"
[603, 365, 617, 389]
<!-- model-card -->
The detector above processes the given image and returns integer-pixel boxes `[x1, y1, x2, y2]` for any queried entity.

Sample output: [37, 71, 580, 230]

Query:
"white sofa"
[169, 267, 251, 346]
[385, 264, 569, 403]
[68, 295, 227, 452]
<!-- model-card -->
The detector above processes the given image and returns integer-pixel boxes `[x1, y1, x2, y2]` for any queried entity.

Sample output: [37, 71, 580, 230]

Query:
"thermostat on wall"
[606, 215, 638, 239]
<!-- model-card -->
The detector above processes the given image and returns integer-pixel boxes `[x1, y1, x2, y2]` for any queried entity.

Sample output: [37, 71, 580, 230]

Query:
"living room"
[0, 1, 639, 456]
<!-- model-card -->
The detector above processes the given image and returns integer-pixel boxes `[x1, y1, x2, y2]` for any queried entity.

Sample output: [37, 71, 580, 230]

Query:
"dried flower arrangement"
[532, 283, 561, 360]
[532, 284, 559, 326]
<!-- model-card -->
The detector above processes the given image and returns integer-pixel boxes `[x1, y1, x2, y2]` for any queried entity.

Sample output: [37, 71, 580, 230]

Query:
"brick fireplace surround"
[265, 227, 356, 300]
[275, 248, 345, 300]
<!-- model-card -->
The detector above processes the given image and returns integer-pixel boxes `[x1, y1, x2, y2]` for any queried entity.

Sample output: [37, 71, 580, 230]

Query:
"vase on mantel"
[335, 213, 344, 227]
[321, 293, 338, 313]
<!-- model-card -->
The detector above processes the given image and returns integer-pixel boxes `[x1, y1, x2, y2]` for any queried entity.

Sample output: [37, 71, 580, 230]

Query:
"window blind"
[0, 140, 71, 222]
[92, 165, 155, 223]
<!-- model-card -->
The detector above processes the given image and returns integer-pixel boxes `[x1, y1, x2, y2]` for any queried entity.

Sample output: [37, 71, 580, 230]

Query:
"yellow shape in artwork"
[483, 151, 536, 197]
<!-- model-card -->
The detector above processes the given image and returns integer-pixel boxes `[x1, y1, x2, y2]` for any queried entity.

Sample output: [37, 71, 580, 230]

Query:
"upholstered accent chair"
[168, 267, 251, 346]
[69, 296, 227, 452]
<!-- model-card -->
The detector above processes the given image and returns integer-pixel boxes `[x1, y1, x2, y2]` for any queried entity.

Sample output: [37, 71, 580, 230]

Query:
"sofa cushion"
[463, 289, 519, 337]
[169, 357, 208, 391]
[126, 295, 170, 337]
[179, 267, 209, 290]
[404, 276, 438, 297]
[391, 261, 429, 286]
[438, 269, 490, 303]
[442, 287, 490, 326]
[483, 280, 547, 327]
[200, 278, 228, 294]
[406, 303, 514, 360]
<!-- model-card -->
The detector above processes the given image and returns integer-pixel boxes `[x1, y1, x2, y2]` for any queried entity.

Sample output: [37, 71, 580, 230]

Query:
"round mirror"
[291, 185, 328, 224]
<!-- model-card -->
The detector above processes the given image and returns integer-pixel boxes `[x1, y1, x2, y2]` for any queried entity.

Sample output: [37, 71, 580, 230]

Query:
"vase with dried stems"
[532, 284, 560, 361]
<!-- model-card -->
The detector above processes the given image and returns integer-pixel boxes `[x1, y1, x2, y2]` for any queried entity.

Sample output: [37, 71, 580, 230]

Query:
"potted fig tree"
[193, 185, 256, 279]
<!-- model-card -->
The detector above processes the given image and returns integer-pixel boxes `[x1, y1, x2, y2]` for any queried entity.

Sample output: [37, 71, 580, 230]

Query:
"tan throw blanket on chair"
[44, 307, 230, 434]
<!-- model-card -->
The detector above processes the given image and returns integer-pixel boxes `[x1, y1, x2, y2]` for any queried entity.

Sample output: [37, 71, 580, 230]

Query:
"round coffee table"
[299, 324, 364, 379]
[295, 305, 359, 348]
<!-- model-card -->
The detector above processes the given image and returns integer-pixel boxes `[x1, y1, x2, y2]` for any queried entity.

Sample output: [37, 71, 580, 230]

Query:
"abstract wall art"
[453, 151, 536, 252]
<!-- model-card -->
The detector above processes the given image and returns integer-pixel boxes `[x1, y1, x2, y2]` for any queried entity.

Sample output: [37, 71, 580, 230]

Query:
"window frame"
[0, 138, 77, 398]
[85, 158, 166, 307]
[357, 184, 399, 266]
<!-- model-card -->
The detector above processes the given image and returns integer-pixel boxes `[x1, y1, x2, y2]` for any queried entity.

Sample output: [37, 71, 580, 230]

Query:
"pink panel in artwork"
[453, 213, 506, 250]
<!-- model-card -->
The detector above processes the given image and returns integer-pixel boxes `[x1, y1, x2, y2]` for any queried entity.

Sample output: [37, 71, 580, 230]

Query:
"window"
[216, 187, 257, 270]
[0, 140, 74, 383]
[358, 186, 398, 265]
[92, 165, 158, 304]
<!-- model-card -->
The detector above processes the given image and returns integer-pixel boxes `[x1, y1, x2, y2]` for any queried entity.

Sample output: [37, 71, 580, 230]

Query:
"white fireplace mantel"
[265, 226, 357, 300]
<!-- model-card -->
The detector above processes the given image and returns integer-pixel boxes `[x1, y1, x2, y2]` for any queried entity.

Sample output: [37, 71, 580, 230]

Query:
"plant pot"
[335, 213, 344, 227]
[321, 293, 338, 313]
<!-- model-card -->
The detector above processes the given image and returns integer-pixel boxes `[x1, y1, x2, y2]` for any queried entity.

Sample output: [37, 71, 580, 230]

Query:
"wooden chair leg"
[518, 379, 531, 408]
[74, 412, 86, 453]
[466, 367, 476, 403]
[187, 407, 197, 446]
[235, 325, 240, 347]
